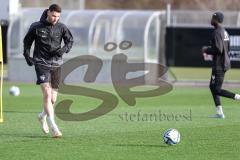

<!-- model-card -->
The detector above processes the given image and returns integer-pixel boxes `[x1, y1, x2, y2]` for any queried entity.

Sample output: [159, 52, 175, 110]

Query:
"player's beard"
[47, 17, 58, 25]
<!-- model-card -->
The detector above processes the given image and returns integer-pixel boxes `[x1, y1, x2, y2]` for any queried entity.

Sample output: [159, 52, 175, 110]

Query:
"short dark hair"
[49, 4, 61, 13]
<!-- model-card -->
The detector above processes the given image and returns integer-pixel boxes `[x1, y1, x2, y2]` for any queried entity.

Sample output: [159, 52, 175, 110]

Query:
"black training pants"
[209, 69, 235, 106]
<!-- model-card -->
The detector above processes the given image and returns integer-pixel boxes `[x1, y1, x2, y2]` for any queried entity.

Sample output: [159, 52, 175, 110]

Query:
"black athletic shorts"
[35, 64, 61, 89]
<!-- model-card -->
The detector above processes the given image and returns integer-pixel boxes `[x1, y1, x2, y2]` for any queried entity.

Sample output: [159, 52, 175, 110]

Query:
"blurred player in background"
[23, 4, 73, 137]
[202, 12, 240, 118]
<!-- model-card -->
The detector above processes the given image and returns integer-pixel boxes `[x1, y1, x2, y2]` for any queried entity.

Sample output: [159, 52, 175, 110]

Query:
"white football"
[163, 128, 180, 145]
[9, 86, 20, 96]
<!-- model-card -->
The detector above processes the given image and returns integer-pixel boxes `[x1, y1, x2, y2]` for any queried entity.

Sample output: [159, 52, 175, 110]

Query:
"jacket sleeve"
[205, 32, 223, 55]
[23, 24, 36, 57]
[61, 25, 74, 54]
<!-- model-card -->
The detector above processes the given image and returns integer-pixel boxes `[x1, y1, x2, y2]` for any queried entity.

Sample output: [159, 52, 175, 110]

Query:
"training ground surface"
[1, 82, 240, 160]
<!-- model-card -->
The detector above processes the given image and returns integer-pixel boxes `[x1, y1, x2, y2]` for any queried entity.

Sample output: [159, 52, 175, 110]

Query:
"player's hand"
[23, 54, 34, 66]
[203, 52, 208, 59]
[203, 52, 213, 61]
[54, 48, 65, 57]
[26, 57, 34, 66]
[202, 46, 208, 53]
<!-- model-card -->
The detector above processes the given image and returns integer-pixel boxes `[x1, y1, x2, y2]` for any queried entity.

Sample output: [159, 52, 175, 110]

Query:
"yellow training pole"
[0, 26, 3, 122]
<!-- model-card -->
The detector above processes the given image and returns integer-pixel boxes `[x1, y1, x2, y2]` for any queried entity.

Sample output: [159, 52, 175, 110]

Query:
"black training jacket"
[23, 9, 73, 67]
[205, 26, 231, 71]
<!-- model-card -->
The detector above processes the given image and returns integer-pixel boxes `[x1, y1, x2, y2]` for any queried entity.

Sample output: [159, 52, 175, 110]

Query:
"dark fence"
[165, 26, 240, 68]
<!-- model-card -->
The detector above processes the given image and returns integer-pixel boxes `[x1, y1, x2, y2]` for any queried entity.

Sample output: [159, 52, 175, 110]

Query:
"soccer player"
[23, 4, 73, 137]
[202, 12, 240, 119]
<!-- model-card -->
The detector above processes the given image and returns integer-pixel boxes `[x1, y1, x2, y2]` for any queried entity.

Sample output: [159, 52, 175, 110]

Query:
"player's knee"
[215, 88, 221, 95]
[44, 93, 51, 101]
[210, 86, 221, 95]
[43, 87, 52, 100]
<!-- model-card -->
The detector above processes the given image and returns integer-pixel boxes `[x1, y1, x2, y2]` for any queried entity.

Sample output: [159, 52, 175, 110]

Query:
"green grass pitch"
[1, 82, 240, 160]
